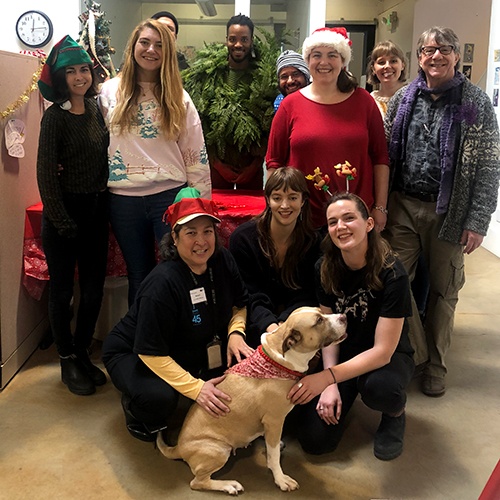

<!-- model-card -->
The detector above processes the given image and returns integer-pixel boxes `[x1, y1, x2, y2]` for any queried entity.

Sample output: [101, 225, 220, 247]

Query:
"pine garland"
[183, 29, 281, 162]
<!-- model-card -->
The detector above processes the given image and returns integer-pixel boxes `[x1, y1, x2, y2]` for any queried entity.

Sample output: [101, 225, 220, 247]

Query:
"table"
[23, 189, 265, 299]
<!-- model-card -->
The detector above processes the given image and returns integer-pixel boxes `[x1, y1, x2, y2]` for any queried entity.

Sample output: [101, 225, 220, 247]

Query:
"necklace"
[137, 82, 157, 97]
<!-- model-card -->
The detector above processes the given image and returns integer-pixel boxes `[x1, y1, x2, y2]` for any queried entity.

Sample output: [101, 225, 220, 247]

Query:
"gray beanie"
[276, 50, 311, 83]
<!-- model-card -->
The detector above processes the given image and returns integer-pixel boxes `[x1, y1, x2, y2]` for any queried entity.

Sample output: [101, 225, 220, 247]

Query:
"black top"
[229, 219, 321, 343]
[107, 247, 248, 376]
[36, 98, 109, 234]
[316, 257, 414, 361]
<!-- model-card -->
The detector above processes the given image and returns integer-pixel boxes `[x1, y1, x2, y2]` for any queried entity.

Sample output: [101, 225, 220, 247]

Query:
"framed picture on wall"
[463, 43, 474, 63]
[495, 67, 500, 86]
[493, 88, 499, 107]
[463, 65, 472, 79]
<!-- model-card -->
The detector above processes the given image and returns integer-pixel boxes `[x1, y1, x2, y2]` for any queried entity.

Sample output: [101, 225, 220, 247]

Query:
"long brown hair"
[256, 167, 316, 289]
[320, 192, 396, 296]
[110, 19, 186, 139]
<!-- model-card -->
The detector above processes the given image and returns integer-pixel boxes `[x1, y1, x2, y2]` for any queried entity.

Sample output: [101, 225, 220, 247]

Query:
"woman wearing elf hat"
[99, 19, 211, 307]
[102, 188, 251, 442]
[36, 35, 109, 396]
[266, 27, 390, 233]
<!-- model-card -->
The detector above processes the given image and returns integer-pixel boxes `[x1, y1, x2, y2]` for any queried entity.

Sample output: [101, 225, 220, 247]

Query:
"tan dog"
[157, 306, 347, 495]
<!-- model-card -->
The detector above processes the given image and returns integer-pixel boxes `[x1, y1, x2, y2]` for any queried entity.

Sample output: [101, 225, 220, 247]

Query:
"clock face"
[16, 10, 54, 48]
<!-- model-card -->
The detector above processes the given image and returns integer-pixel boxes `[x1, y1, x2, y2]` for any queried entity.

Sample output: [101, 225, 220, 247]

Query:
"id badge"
[190, 287, 207, 305]
[207, 338, 222, 370]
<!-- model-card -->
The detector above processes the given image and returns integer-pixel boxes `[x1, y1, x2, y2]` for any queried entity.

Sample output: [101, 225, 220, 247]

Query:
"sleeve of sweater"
[265, 100, 291, 170]
[367, 94, 390, 166]
[139, 354, 204, 400]
[463, 87, 500, 234]
[229, 223, 279, 331]
[36, 108, 77, 237]
[180, 91, 212, 198]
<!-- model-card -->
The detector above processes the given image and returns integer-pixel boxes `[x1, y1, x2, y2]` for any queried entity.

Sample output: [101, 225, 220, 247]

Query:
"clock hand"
[32, 18, 34, 32]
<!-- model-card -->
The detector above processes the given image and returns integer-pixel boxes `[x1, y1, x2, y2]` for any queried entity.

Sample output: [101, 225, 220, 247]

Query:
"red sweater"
[266, 88, 389, 228]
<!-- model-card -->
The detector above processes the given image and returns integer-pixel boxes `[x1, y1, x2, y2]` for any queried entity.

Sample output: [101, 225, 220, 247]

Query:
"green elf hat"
[38, 35, 92, 102]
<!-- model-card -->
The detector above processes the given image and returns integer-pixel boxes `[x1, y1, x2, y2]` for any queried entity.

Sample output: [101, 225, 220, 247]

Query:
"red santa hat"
[302, 27, 352, 66]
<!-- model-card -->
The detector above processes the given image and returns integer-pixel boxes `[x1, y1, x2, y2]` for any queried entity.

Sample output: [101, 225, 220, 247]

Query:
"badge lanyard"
[189, 267, 222, 370]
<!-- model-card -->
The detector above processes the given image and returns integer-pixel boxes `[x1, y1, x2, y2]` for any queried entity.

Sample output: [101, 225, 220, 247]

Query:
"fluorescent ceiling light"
[195, 0, 217, 17]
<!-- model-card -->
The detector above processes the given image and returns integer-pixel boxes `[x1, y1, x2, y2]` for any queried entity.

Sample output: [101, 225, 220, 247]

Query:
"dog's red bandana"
[226, 345, 304, 380]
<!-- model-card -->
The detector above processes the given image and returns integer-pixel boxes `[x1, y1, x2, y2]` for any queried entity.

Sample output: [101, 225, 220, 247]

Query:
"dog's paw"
[275, 474, 299, 492]
[222, 481, 244, 495]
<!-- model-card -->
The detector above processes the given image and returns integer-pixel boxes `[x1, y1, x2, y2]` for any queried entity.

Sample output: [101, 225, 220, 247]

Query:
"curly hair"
[320, 192, 396, 296]
[109, 19, 186, 139]
[255, 167, 317, 289]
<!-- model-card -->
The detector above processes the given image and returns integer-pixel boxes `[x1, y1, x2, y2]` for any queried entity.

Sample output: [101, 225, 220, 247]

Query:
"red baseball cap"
[166, 197, 221, 229]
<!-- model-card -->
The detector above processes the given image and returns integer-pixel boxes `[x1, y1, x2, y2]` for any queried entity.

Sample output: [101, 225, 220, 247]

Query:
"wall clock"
[16, 10, 54, 48]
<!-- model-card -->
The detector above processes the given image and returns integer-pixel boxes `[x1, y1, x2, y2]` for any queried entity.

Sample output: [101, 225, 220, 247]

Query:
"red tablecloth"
[23, 189, 265, 299]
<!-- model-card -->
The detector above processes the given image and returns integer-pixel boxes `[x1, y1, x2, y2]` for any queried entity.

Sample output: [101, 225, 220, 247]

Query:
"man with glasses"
[384, 26, 500, 397]
[274, 50, 311, 112]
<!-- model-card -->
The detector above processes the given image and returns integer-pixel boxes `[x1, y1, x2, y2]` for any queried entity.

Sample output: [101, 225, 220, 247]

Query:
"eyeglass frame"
[419, 45, 455, 57]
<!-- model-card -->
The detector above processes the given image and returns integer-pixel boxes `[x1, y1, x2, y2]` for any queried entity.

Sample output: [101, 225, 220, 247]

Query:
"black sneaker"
[60, 355, 95, 396]
[374, 412, 405, 461]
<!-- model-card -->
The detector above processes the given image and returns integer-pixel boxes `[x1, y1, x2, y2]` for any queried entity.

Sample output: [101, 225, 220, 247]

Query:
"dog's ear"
[282, 328, 302, 354]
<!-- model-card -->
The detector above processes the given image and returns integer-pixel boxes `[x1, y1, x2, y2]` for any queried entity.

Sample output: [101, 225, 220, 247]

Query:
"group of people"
[36, 11, 499, 466]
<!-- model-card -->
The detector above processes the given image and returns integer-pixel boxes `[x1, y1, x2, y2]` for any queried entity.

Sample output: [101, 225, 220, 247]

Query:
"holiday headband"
[38, 35, 92, 102]
[302, 27, 352, 66]
[276, 50, 311, 83]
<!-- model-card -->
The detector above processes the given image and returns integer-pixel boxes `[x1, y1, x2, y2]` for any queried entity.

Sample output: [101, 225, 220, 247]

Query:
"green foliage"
[183, 28, 282, 161]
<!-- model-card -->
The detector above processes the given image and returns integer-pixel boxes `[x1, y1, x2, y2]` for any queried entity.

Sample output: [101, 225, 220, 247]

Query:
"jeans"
[292, 351, 414, 455]
[109, 186, 185, 306]
[42, 191, 108, 357]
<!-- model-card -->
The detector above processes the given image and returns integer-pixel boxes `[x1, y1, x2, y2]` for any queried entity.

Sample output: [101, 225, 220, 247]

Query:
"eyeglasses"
[420, 45, 455, 57]
[279, 70, 303, 82]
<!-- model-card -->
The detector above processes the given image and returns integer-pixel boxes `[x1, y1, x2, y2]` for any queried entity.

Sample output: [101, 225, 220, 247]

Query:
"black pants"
[42, 192, 108, 357]
[292, 351, 414, 455]
[102, 332, 179, 432]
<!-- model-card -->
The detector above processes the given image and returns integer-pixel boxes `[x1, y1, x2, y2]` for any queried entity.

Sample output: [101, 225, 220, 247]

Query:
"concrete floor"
[1, 247, 499, 500]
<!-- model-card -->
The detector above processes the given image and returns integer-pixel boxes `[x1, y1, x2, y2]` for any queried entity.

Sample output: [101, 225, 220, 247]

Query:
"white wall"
[411, 0, 491, 86]
[483, 0, 500, 257]
[0, 1, 81, 54]
[139, 2, 285, 65]
[375, 0, 416, 77]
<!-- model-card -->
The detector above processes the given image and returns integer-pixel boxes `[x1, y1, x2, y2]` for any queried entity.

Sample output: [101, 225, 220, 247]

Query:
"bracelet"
[328, 367, 337, 384]
[374, 205, 389, 215]
[228, 330, 246, 339]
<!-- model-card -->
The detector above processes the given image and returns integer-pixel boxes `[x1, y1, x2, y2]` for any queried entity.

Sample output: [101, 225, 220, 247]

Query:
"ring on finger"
[297, 382, 303, 389]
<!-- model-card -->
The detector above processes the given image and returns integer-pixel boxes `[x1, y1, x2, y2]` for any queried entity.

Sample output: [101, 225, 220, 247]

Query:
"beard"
[228, 47, 251, 65]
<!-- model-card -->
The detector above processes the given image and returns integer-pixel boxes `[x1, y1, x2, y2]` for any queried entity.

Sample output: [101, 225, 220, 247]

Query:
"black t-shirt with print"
[316, 257, 414, 362]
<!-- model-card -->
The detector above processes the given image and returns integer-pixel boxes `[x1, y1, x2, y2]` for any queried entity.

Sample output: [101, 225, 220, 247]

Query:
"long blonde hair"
[110, 19, 186, 139]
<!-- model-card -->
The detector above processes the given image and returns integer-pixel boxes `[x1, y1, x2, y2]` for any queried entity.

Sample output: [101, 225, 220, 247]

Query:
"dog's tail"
[156, 432, 182, 459]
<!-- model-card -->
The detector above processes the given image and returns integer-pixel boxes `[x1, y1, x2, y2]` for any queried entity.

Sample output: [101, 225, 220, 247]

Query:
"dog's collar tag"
[190, 287, 207, 305]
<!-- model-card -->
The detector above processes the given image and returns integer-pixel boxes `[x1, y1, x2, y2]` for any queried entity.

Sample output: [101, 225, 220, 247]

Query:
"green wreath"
[183, 29, 281, 162]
